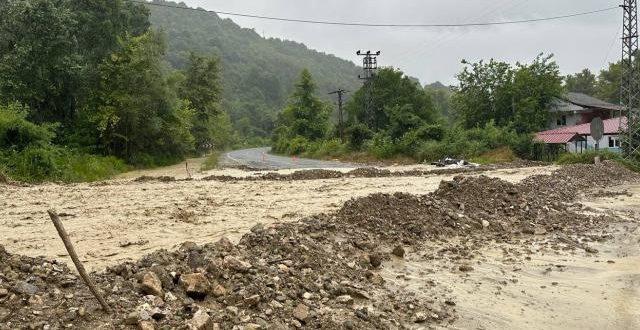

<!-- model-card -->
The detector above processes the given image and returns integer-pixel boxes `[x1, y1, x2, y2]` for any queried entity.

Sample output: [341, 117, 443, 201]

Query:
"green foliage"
[0, 146, 127, 183]
[453, 54, 563, 134]
[272, 69, 330, 154]
[178, 53, 237, 150]
[595, 62, 622, 104]
[565, 69, 597, 95]
[0, 103, 54, 150]
[556, 150, 621, 165]
[413, 123, 535, 162]
[424, 82, 453, 124]
[346, 68, 439, 133]
[91, 30, 195, 163]
[200, 151, 222, 171]
[300, 139, 347, 159]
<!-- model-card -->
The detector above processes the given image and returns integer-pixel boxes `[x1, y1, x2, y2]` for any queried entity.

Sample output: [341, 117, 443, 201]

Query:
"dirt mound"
[0, 231, 454, 329]
[323, 163, 630, 245]
[260, 169, 344, 181]
[346, 168, 393, 178]
[521, 161, 640, 200]
[134, 175, 176, 183]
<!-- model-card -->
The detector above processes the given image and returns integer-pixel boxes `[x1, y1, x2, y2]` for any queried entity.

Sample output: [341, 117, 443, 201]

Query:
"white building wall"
[565, 135, 622, 153]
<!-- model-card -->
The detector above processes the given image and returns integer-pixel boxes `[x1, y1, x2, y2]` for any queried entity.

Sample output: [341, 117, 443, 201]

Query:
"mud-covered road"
[1, 162, 639, 329]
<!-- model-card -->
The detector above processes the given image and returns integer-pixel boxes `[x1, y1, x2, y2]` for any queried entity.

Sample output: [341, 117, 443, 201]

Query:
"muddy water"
[380, 187, 640, 330]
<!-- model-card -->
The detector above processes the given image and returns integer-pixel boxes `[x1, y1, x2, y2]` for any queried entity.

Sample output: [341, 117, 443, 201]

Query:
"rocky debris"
[293, 303, 310, 322]
[458, 265, 474, 272]
[134, 175, 176, 183]
[392, 245, 405, 258]
[180, 273, 210, 300]
[188, 309, 212, 330]
[140, 271, 163, 296]
[203, 161, 550, 182]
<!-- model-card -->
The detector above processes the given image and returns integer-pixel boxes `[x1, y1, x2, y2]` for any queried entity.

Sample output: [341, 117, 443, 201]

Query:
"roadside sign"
[590, 117, 604, 151]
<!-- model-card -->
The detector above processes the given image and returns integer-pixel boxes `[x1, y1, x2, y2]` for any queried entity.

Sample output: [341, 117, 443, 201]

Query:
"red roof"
[535, 132, 583, 144]
[538, 117, 626, 136]
[535, 117, 626, 144]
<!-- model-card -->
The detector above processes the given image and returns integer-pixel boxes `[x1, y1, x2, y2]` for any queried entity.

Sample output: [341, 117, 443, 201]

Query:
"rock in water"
[369, 254, 382, 268]
[392, 245, 405, 258]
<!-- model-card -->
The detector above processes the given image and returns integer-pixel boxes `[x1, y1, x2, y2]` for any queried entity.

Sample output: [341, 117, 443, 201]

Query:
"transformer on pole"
[356, 50, 380, 128]
[621, 0, 640, 158]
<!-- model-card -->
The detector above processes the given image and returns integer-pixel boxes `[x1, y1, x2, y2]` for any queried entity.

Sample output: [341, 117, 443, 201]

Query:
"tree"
[453, 54, 563, 134]
[565, 69, 597, 95]
[178, 53, 236, 150]
[0, 0, 81, 123]
[91, 31, 194, 163]
[272, 69, 330, 154]
[345, 68, 439, 136]
[424, 82, 453, 124]
[595, 62, 622, 104]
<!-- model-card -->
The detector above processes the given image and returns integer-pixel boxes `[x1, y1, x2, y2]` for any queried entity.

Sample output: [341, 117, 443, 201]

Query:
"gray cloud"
[182, 0, 621, 85]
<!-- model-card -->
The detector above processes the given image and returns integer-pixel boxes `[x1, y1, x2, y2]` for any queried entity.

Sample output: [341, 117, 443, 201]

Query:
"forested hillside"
[146, 0, 362, 140]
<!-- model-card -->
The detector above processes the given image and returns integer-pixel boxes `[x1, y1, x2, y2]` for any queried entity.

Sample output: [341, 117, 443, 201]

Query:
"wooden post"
[47, 210, 111, 314]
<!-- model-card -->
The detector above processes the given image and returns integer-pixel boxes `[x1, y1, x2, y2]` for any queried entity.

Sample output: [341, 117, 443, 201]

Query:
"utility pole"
[357, 50, 381, 128]
[329, 89, 348, 141]
[621, 0, 640, 158]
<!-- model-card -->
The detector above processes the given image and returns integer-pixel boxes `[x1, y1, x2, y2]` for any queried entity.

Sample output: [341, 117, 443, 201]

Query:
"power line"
[127, 1, 617, 28]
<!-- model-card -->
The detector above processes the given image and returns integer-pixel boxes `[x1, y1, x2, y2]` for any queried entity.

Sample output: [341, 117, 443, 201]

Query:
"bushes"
[556, 150, 621, 165]
[0, 103, 128, 183]
[0, 146, 127, 183]
[201, 151, 222, 171]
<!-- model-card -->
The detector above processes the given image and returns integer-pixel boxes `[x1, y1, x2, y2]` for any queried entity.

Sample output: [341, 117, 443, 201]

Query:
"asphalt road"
[221, 147, 353, 170]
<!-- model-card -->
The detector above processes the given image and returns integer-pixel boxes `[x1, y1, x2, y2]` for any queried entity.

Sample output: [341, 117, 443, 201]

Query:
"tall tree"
[595, 62, 622, 104]
[178, 53, 237, 150]
[565, 68, 597, 95]
[91, 31, 194, 162]
[346, 68, 438, 134]
[272, 69, 330, 153]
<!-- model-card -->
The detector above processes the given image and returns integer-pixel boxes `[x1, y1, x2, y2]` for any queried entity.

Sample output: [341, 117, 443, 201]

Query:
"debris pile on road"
[317, 162, 636, 245]
[134, 176, 177, 183]
[0, 230, 455, 329]
[201, 163, 547, 183]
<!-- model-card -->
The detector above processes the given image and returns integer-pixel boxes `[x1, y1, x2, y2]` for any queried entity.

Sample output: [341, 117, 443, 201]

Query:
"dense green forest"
[146, 0, 362, 143]
[0, 0, 241, 182]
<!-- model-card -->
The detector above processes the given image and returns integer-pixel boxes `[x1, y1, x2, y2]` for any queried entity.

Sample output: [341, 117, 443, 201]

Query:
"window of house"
[609, 136, 621, 148]
[557, 115, 567, 126]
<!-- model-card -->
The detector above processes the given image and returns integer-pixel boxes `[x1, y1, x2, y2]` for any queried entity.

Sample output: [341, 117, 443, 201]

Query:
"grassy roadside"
[200, 151, 222, 171]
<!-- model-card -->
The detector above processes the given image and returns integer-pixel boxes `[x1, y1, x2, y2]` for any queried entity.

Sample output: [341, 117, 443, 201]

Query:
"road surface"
[221, 147, 353, 170]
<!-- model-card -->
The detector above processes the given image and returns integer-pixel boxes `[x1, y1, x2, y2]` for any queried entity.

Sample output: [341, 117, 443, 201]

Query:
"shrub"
[201, 151, 222, 171]
[556, 150, 621, 165]
[0, 103, 55, 150]
[0, 146, 127, 183]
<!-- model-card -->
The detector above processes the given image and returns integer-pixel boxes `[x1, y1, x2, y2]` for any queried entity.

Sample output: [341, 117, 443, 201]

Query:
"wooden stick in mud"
[47, 209, 111, 314]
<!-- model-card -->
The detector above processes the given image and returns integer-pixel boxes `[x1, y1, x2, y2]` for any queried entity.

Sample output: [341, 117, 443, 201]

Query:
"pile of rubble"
[0, 229, 454, 329]
[315, 162, 638, 245]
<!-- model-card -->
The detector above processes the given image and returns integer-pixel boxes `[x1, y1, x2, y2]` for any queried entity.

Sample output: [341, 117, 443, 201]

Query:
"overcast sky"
[180, 0, 621, 86]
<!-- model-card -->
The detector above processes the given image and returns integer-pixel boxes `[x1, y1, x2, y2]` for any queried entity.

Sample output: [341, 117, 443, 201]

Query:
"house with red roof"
[535, 93, 625, 153]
